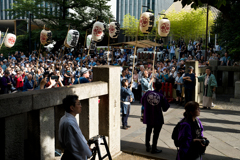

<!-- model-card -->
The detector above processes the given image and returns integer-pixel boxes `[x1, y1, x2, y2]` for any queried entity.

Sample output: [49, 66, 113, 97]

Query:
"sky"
[107, 0, 117, 19]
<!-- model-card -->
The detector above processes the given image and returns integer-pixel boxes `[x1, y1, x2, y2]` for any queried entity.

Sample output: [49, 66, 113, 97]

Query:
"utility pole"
[205, 0, 209, 61]
[29, 13, 32, 54]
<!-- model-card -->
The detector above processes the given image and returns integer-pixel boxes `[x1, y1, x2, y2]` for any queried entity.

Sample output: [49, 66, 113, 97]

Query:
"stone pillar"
[234, 81, 240, 98]
[79, 97, 99, 140]
[234, 72, 240, 86]
[222, 71, 228, 94]
[40, 107, 55, 160]
[4, 114, 26, 160]
[185, 60, 199, 102]
[93, 66, 121, 157]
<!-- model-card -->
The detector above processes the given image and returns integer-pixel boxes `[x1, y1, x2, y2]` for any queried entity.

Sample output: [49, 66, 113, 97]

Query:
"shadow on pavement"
[200, 108, 240, 116]
[121, 140, 232, 160]
[200, 118, 240, 125]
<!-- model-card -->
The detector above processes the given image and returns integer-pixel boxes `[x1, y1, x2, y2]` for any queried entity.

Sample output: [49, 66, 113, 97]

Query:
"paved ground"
[120, 100, 240, 160]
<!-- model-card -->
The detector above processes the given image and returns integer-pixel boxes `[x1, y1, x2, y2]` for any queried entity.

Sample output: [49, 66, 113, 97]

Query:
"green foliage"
[1, 35, 28, 57]
[212, 1, 240, 61]
[4, 0, 113, 53]
[166, 8, 214, 42]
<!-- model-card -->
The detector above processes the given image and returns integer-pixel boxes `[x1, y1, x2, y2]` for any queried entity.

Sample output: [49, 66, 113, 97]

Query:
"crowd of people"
[0, 38, 224, 160]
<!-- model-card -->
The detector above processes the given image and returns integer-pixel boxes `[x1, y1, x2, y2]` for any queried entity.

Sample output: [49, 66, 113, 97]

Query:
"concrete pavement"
[120, 101, 240, 160]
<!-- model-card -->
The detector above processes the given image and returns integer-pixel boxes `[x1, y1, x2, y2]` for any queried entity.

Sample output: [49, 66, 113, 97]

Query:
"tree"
[166, 8, 214, 43]
[212, 1, 240, 61]
[5, 0, 113, 53]
[173, 0, 237, 21]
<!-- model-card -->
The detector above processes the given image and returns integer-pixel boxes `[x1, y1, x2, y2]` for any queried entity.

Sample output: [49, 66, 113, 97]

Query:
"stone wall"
[186, 60, 240, 103]
[0, 66, 121, 160]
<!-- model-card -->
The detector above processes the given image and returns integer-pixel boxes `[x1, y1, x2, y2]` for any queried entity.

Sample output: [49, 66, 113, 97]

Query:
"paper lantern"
[4, 33, 16, 48]
[86, 35, 92, 49]
[140, 11, 154, 34]
[158, 18, 170, 37]
[109, 22, 120, 38]
[104, 51, 112, 61]
[92, 21, 106, 42]
[40, 29, 52, 46]
[64, 29, 80, 48]
[86, 35, 96, 50]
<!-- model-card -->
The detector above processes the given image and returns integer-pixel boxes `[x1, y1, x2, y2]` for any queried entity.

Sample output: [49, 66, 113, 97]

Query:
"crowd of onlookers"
[0, 38, 234, 95]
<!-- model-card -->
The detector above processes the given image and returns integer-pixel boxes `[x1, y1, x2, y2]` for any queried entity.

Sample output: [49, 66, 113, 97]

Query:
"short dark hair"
[155, 79, 162, 91]
[206, 67, 211, 71]
[62, 95, 79, 113]
[121, 79, 128, 86]
[184, 101, 199, 118]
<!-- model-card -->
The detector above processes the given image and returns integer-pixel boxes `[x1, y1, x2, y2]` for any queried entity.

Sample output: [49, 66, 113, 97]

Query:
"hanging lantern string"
[0, 28, 9, 50]
[87, 16, 98, 57]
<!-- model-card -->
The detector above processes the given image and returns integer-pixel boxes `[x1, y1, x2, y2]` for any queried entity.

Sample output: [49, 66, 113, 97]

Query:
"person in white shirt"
[170, 44, 176, 60]
[215, 43, 220, 52]
[59, 95, 92, 160]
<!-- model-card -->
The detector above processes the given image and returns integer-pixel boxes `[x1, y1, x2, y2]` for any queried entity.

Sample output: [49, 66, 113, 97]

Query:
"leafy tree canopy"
[4, 0, 113, 54]
[212, 1, 240, 61]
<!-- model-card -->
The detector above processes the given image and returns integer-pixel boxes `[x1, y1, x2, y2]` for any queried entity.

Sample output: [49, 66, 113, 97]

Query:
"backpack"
[172, 118, 200, 148]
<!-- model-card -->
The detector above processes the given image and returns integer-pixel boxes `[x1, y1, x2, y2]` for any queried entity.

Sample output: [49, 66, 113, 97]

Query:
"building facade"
[116, 0, 174, 27]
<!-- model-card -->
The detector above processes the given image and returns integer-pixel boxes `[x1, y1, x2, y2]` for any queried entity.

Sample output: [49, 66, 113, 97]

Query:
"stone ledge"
[217, 66, 240, 72]
[0, 81, 108, 118]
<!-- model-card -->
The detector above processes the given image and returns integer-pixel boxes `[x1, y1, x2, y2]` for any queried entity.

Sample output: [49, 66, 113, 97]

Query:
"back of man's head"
[155, 79, 162, 91]
[62, 95, 79, 113]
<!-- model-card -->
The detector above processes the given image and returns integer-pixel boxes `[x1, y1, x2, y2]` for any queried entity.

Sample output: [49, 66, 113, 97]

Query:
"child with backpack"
[172, 101, 209, 160]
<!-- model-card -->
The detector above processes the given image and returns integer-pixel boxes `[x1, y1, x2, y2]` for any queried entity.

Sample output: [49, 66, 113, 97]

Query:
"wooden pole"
[151, 15, 159, 83]
[130, 6, 142, 91]
[83, 30, 88, 49]
[107, 18, 111, 65]
[205, 0, 209, 61]
[0, 28, 9, 50]
[88, 16, 98, 57]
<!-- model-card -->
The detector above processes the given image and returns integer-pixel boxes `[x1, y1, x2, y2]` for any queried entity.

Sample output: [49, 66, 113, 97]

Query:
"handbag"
[173, 84, 177, 89]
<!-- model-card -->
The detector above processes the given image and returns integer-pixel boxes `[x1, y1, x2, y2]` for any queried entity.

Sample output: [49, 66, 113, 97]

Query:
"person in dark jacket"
[1, 71, 12, 94]
[23, 74, 35, 91]
[121, 79, 134, 130]
[141, 79, 170, 154]
[177, 101, 207, 160]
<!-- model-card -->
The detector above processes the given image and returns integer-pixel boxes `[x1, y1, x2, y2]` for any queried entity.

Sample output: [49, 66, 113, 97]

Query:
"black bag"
[172, 119, 184, 147]
[173, 84, 177, 89]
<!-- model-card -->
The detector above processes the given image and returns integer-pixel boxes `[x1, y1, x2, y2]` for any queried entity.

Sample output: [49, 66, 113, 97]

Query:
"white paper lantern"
[4, 33, 16, 48]
[158, 18, 170, 37]
[92, 21, 106, 42]
[109, 22, 120, 38]
[140, 11, 154, 34]
[86, 34, 96, 50]
[86, 34, 92, 49]
[65, 29, 80, 48]
[40, 29, 52, 46]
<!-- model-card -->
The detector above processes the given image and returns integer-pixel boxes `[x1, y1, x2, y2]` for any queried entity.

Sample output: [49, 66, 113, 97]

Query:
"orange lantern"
[140, 10, 154, 34]
[158, 18, 170, 37]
